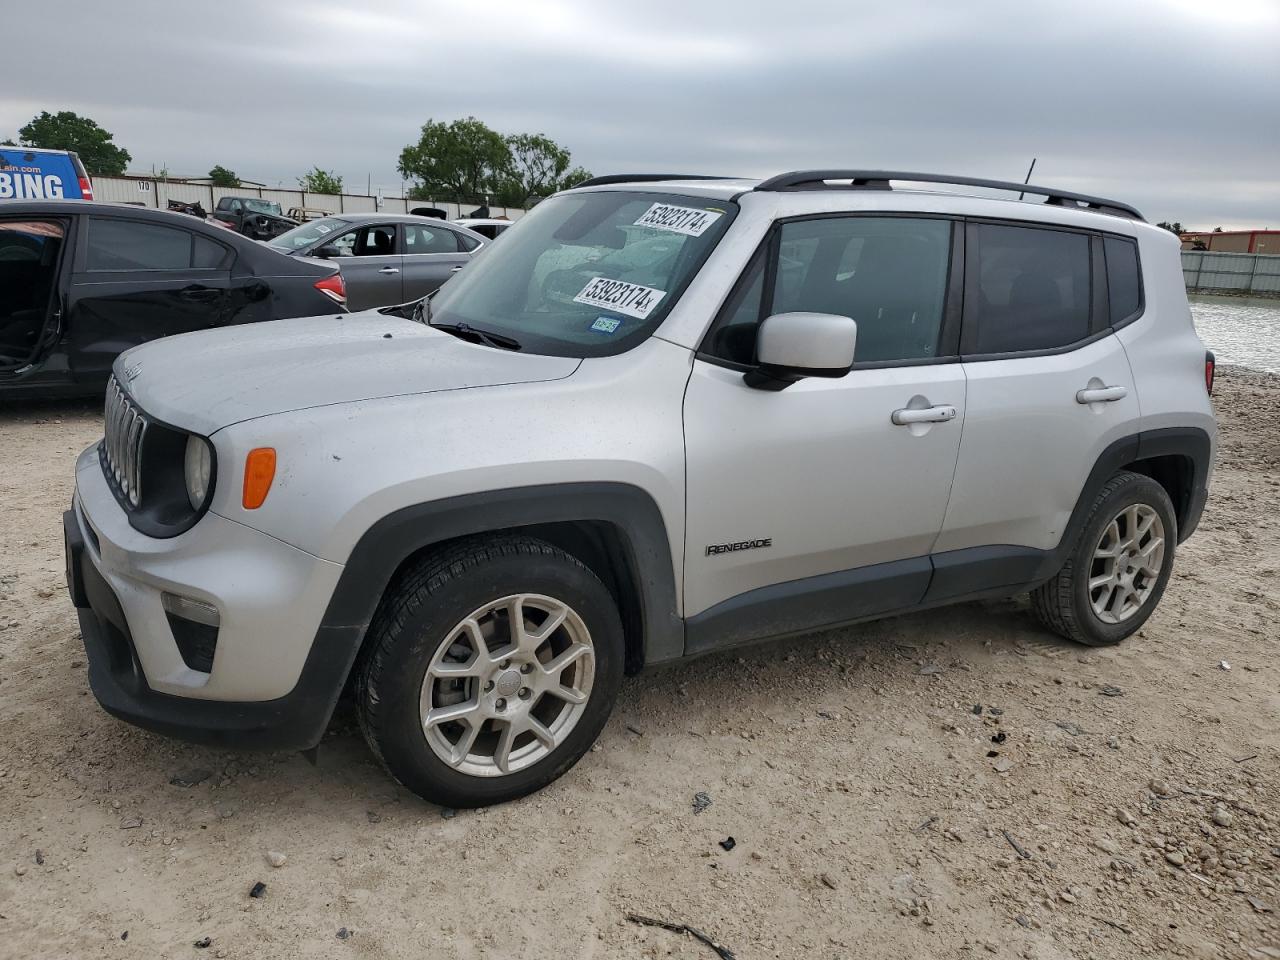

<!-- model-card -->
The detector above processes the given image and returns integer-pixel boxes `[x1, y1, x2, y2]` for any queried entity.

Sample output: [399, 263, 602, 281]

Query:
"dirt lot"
[1, 368, 1277, 960]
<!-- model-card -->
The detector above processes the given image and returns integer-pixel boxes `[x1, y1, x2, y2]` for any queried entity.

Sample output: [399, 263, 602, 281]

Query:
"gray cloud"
[3, 0, 1277, 227]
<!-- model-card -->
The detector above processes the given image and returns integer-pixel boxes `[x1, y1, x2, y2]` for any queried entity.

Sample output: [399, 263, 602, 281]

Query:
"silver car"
[66, 170, 1216, 809]
[268, 214, 486, 310]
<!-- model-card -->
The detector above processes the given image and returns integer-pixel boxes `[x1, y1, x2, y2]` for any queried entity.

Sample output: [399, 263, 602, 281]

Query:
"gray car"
[268, 214, 487, 310]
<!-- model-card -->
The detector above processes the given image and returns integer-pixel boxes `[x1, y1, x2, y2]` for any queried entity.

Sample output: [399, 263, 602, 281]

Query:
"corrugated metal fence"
[1182, 250, 1280, 296]
[91, 175, 526, 222]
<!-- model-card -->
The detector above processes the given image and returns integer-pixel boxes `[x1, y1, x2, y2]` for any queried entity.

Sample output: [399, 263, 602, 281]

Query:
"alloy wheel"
[1088, 503, 1166, 624]
[419, 593, 595, 777]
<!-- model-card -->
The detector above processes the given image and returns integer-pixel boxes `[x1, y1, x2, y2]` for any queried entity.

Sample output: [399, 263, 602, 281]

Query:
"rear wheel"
[355, 536, 623, 808]
[1031, 471, 1177, 646]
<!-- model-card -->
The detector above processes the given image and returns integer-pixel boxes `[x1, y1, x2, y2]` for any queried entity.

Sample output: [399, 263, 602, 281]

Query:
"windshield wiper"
[430, 321, 522, 351]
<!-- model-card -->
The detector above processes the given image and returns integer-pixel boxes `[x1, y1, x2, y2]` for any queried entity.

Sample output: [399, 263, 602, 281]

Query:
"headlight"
[184, 434, 213, 509]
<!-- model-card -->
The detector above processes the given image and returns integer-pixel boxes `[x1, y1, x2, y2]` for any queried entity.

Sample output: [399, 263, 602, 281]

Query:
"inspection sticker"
[633, 202, 723, 237]
[573, 277, 666, 319]
[590, 316, 622, 334]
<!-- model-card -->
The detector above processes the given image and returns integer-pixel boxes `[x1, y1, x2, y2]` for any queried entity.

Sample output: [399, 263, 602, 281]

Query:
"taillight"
[78, 177, 94, 200]
[314, 273, 346, 306]
[1204, 351, 1216, 396]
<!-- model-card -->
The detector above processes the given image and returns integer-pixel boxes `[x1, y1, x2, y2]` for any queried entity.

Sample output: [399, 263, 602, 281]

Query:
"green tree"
[209, 165, 240, 187]
[18, 111, 131, 175]
[1156, 221, 1184, 235]
[494, 133, 593, 205]
[298, 167, 343, 194]
[398, 117, 511, 204]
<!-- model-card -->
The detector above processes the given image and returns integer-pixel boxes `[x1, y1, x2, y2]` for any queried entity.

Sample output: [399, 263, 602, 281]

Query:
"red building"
[1180, 230, 1280, 255]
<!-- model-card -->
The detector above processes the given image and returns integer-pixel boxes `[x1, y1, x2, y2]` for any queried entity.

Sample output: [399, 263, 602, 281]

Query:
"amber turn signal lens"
[242, 448, 276, 510]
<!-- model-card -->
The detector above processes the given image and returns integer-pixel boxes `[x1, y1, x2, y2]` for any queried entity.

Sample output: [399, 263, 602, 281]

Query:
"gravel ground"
[0, 367, 1277, 960]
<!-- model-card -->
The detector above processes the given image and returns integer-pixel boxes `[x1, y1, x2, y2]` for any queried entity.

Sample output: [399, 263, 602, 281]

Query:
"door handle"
[1076, 385, 1127, 404]
[178, 285, 220, 302]
[450, 265, 464, 273]
[378, 267, 400, 275]
[891, 404, 957, 426]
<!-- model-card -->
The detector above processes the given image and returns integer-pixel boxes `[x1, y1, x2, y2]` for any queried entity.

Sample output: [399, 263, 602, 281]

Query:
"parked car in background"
[0, 201, 347, 398]
[451, 217, 513, 240]
[287, 206, 332, 222]
[211, 196, 297, 240]
[268, 214, 486, 310]
[0, 146, 94, 201]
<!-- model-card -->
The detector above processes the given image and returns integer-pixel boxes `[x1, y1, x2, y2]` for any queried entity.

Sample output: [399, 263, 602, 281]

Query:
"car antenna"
[1018, 158, 1037, 200]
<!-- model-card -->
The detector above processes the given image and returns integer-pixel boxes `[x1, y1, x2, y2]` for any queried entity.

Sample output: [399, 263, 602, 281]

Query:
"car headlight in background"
[184, 434, 213, 509]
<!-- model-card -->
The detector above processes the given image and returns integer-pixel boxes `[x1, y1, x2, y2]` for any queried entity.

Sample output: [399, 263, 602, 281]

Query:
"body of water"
[1189, 296, 1280, 374]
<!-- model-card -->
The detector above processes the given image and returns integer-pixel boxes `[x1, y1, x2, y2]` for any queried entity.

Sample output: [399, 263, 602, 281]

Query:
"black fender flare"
[1038, 425, 1212, 580]
[927, 426, 1213, 603]
[320, 481, 684, 664]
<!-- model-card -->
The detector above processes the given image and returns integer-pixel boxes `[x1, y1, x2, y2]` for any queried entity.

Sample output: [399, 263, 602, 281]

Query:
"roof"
[572, 170, 1144, 222]
[0, 145, 79, 156]
[316, 213, 485, 229]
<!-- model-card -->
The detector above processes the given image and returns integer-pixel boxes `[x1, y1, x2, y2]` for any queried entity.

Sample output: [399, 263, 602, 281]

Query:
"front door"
[326, 223, 402, 310]
[682, 215, 967, 651]
[0, 216, 69, 380]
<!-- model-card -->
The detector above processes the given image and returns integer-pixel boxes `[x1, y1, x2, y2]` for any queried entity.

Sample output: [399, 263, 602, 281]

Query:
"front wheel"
[354, 536, 623, 808]
[1031, 471, 1177, 646]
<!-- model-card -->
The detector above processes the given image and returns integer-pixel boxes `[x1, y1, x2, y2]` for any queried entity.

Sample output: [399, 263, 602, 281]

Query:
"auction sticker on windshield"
[633, 202, 723, 237]
[573, 277, 666, 319]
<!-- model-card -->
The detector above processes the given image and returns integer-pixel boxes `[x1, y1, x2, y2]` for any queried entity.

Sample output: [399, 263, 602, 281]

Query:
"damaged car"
[0, 201, 347, 398]
[211, 196, 297, 240]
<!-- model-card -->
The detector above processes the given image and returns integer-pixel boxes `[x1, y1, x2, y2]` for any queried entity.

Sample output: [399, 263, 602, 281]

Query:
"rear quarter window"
[1104, 236, 1142, 324]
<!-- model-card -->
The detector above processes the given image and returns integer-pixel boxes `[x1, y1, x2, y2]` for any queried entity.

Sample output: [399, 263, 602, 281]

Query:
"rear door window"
[404, 223, 460, 254]
[85, 218, 227, 271]
[968, 223, 1091, 354]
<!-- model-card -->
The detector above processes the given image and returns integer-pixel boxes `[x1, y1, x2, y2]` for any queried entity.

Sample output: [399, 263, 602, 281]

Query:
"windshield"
[244, 199, 283, 215]
[268, 216, 352, 251]
[428, 191, 736, 357]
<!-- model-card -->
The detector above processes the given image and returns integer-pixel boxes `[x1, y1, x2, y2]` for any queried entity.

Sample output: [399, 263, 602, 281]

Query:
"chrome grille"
[102, 376, 149, 508]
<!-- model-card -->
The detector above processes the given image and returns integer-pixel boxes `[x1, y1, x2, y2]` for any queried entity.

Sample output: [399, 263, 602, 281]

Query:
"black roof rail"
[573, 173, 735, 189]
[754, 170, 1144, 221]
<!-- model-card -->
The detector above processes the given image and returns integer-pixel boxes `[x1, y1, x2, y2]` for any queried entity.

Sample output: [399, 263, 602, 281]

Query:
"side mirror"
[744, 312, 857, 391]
[313, 244, 340, 259]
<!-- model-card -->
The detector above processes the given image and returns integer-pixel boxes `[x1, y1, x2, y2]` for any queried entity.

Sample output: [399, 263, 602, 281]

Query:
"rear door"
[65, 215, 235, 386]
[326, 223, 402, 310]
[400, 222, 472, 300]
[931, 220, 1140, 595]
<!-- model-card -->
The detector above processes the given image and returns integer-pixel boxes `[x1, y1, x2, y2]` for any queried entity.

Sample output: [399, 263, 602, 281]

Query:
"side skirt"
[683, 545, 1050, 657]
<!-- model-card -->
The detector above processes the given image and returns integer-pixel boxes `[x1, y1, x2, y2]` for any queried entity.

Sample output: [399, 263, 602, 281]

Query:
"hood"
[115, 312, 581, 435]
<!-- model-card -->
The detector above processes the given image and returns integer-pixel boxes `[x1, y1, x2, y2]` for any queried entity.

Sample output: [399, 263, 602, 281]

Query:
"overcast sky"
[4, 0, 1278, 228]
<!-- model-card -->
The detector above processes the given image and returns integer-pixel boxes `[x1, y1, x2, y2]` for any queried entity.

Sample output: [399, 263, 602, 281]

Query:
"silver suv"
[65, 171, 1217, 807]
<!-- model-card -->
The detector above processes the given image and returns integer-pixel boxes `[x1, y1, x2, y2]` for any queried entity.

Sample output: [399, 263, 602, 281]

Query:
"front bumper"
[66, 444, 359, 750]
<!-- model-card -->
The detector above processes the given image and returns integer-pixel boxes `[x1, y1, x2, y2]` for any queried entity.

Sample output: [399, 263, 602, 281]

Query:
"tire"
[354, 535, 623, 808]
[1031, 471, 1177, 646]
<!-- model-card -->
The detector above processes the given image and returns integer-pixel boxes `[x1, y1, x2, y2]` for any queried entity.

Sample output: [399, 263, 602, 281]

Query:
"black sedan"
[0, 201, 348, 399]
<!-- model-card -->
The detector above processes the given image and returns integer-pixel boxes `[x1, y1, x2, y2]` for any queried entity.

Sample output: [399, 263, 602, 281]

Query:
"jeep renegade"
[65, 171, 1217, 807]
